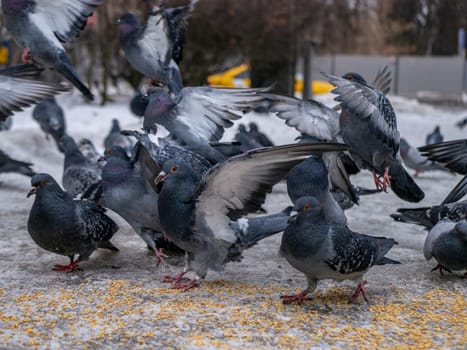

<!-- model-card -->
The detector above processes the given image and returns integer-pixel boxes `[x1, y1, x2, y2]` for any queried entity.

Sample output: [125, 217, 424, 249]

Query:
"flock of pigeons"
[0, 0, 466, 305]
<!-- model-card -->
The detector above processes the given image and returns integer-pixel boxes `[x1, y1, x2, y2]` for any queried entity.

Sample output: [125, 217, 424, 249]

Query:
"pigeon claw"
[280, 290, 312, 304]
[348, 280, 369, 304]
[52, 260, 81, 273]
[172, 279, 199, 292]
[431, 264, 452, 276]
[153, 246, 168, 267]
[162, 271, 190, 284]
[372, 169, 391, 192]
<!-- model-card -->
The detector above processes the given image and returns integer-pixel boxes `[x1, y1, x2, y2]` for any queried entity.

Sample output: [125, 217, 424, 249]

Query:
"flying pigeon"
[419, 139, 467, 175]
[0, 63, 69, 121]
[425, 125, 443, 145]
[154, 142, 349, 290]
[27, 173, 119, 272]
[2, 0, 102, 100]
[32, 97, 66, 153]
[0, 149, 36, 177]
[61, 135, 101, 197]
[143, 85, 271, 163]
[118, 1, 197, 94]
[399, 138, 450, 177]
[280, 196, 399, 304]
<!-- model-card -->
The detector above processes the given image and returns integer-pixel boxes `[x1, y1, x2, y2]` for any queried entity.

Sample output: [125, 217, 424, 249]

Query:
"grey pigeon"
[61, 135, 101, 197]
[399, 138, 449, 177]
[0, 149, 36, 177]
[425, 125, 443, 145]
[103, 119, 133, 155]
[154, 142, 349, 290]
[287, 155, 347, 226]
[27, 173, 118, 272]
[32, 97, 66, 153]
[118, 1, 197, 94]
[129, 91, 148, 117]
[248, 122, 274, 147]
[322, 71, 424, 202]
[143, 85, 271, 163]
[100, 145, 172, 262]
[78, 138, 102, 165]
[0, 63, 69, 121]
[2, 0, 102, 100]
[419, 139, 467, 175]
[456, 117, 467, 129]
[234, 124, 262, 152]
[423, 220, 467, 276]
[0, 117, 13, 131]
[280, 196, 399, 304]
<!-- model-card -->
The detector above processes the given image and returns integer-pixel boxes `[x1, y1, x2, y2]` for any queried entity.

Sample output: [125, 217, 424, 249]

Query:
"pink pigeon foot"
[348, 280, 369, 303]
[280, 290, 312, 304]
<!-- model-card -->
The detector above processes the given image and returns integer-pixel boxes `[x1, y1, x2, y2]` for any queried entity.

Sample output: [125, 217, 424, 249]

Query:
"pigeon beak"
[27, 186, 37, 198]
[287, 210, 298, 223]
[154, 171, 167, 193]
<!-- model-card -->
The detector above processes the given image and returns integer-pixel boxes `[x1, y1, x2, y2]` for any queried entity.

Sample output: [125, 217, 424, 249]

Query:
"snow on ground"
[0, 89, 466, 348]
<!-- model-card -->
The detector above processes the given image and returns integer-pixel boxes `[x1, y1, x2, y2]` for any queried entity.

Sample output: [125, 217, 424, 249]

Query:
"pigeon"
[425, 125, 443, 145]
[322, 71, 424, 203]
[1, 0, 102, 100]
[419, 139, 467, 175]
[0, 117, 13, 131]
[78, 138, 102, 165]
[100, 145, 172, 263]
[0, 149, 36, 177]
[143, 85, 271, 163]
[280, 196, 400, 304]
[399, 138, 449, 177]
[27, 173, 119, 272]
[154, 142, 349, 290]
[129, 91, 148, 117]
[61, 135, 101, 197]
[32, 97, 66, 153]
[0, 63, 69, 121]
[118, 1, 197, 94]
[103, 119, 133, 155]
[234, 124, 262, 152]
[423, 220, 467, 276]
[456, 117, 467, 129]
[287, 155, 347, 226]
[248, 122, 274, 147]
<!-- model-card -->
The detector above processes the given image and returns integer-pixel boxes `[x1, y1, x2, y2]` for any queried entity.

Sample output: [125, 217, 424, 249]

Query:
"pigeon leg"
[348, 280, 369, 304]
[372, 172, 383, 191]
[53, 256, 81, 272]
[280, 290, 312, 304]
[21, 48, 35, 64]
[381, 168, 392, 191]
[172, 278, 199, 292]
[431, 264, 453, 276]
[152, 246, 168, 266]
[161, 271, 190, 284]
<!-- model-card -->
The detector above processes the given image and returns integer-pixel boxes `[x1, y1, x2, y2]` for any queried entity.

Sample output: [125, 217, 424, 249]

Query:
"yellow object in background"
[0, 46, 9, 65]
[207, 63, 333, 95]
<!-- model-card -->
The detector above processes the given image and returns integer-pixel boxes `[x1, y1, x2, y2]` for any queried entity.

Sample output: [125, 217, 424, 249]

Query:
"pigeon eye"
[106, 149, 112, 155]
[303, 204, 312, 211]
[170, 166, 178, 173]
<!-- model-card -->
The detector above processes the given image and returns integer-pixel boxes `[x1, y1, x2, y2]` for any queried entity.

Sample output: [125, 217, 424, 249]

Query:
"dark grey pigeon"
[129, 91, 148, 117]
[154, 142, 349, 290]
[2, 0, 102, 100]
[78, 138, 102, 165]
[118, 1, 197, 94]
[280, 196, 399, 304]
[399, 138, 449, 177]
[287, 155, 347, 226]
[27, 173, 118, 272]
[101, 145, 176, 263]
[456, 117, 467, 129]
[0, 117, 13, 131]
[0, 63, 69, 121]
[423, 220, 467, 276]
[323, 71, 424, 202]
[0, 149, 36, 177]
[425, 125, 443, 145]
[103, 119, 133, 155]
[32, 97, 66, 153]
[419, 139, 467, 175]
[234, 124, 262, 152]
[61, 135, 101, 197]
[248, 122, 274, 147]
[143, 85, 271, 163]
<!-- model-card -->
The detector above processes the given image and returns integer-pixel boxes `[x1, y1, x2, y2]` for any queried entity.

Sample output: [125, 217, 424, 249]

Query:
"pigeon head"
[118, 13, 139, 36]
[61, 135, 78, 153]
[293, 196, 323, 217]
[110, 119, 121, 132]
[342, 72, 367, 85]
[238, 124, 247, 133]
[103, 146, 130, 161]
[27, 173, 60, 198]
[143, 87, 176, 131]
[130, 92, 148, 117]
[155, 159, 198, 193]
[249, 122, 258, 132]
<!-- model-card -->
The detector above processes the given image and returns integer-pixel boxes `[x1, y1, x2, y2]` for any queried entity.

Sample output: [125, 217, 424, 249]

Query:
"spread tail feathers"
[55, 52, 94, 100]
[389, 162, 425, 203]
[390, 207, 433, 228]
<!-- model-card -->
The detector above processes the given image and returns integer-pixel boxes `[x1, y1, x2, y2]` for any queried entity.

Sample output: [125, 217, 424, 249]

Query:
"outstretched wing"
[33, 0, 103, 43]
[372, 66, 392, 95]
[323, 72, 399, 154]
[0, 75, 69, 121]
[194, 142, 349, 244]
[260, 92, 340, 141]
[140, 8, 172, 68]
[174, 85, 272, 143]
[418, 139, 467, 175]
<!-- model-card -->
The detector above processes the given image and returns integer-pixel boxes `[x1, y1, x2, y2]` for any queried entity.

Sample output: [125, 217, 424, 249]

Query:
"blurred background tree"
[1, 0, 465, 101]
